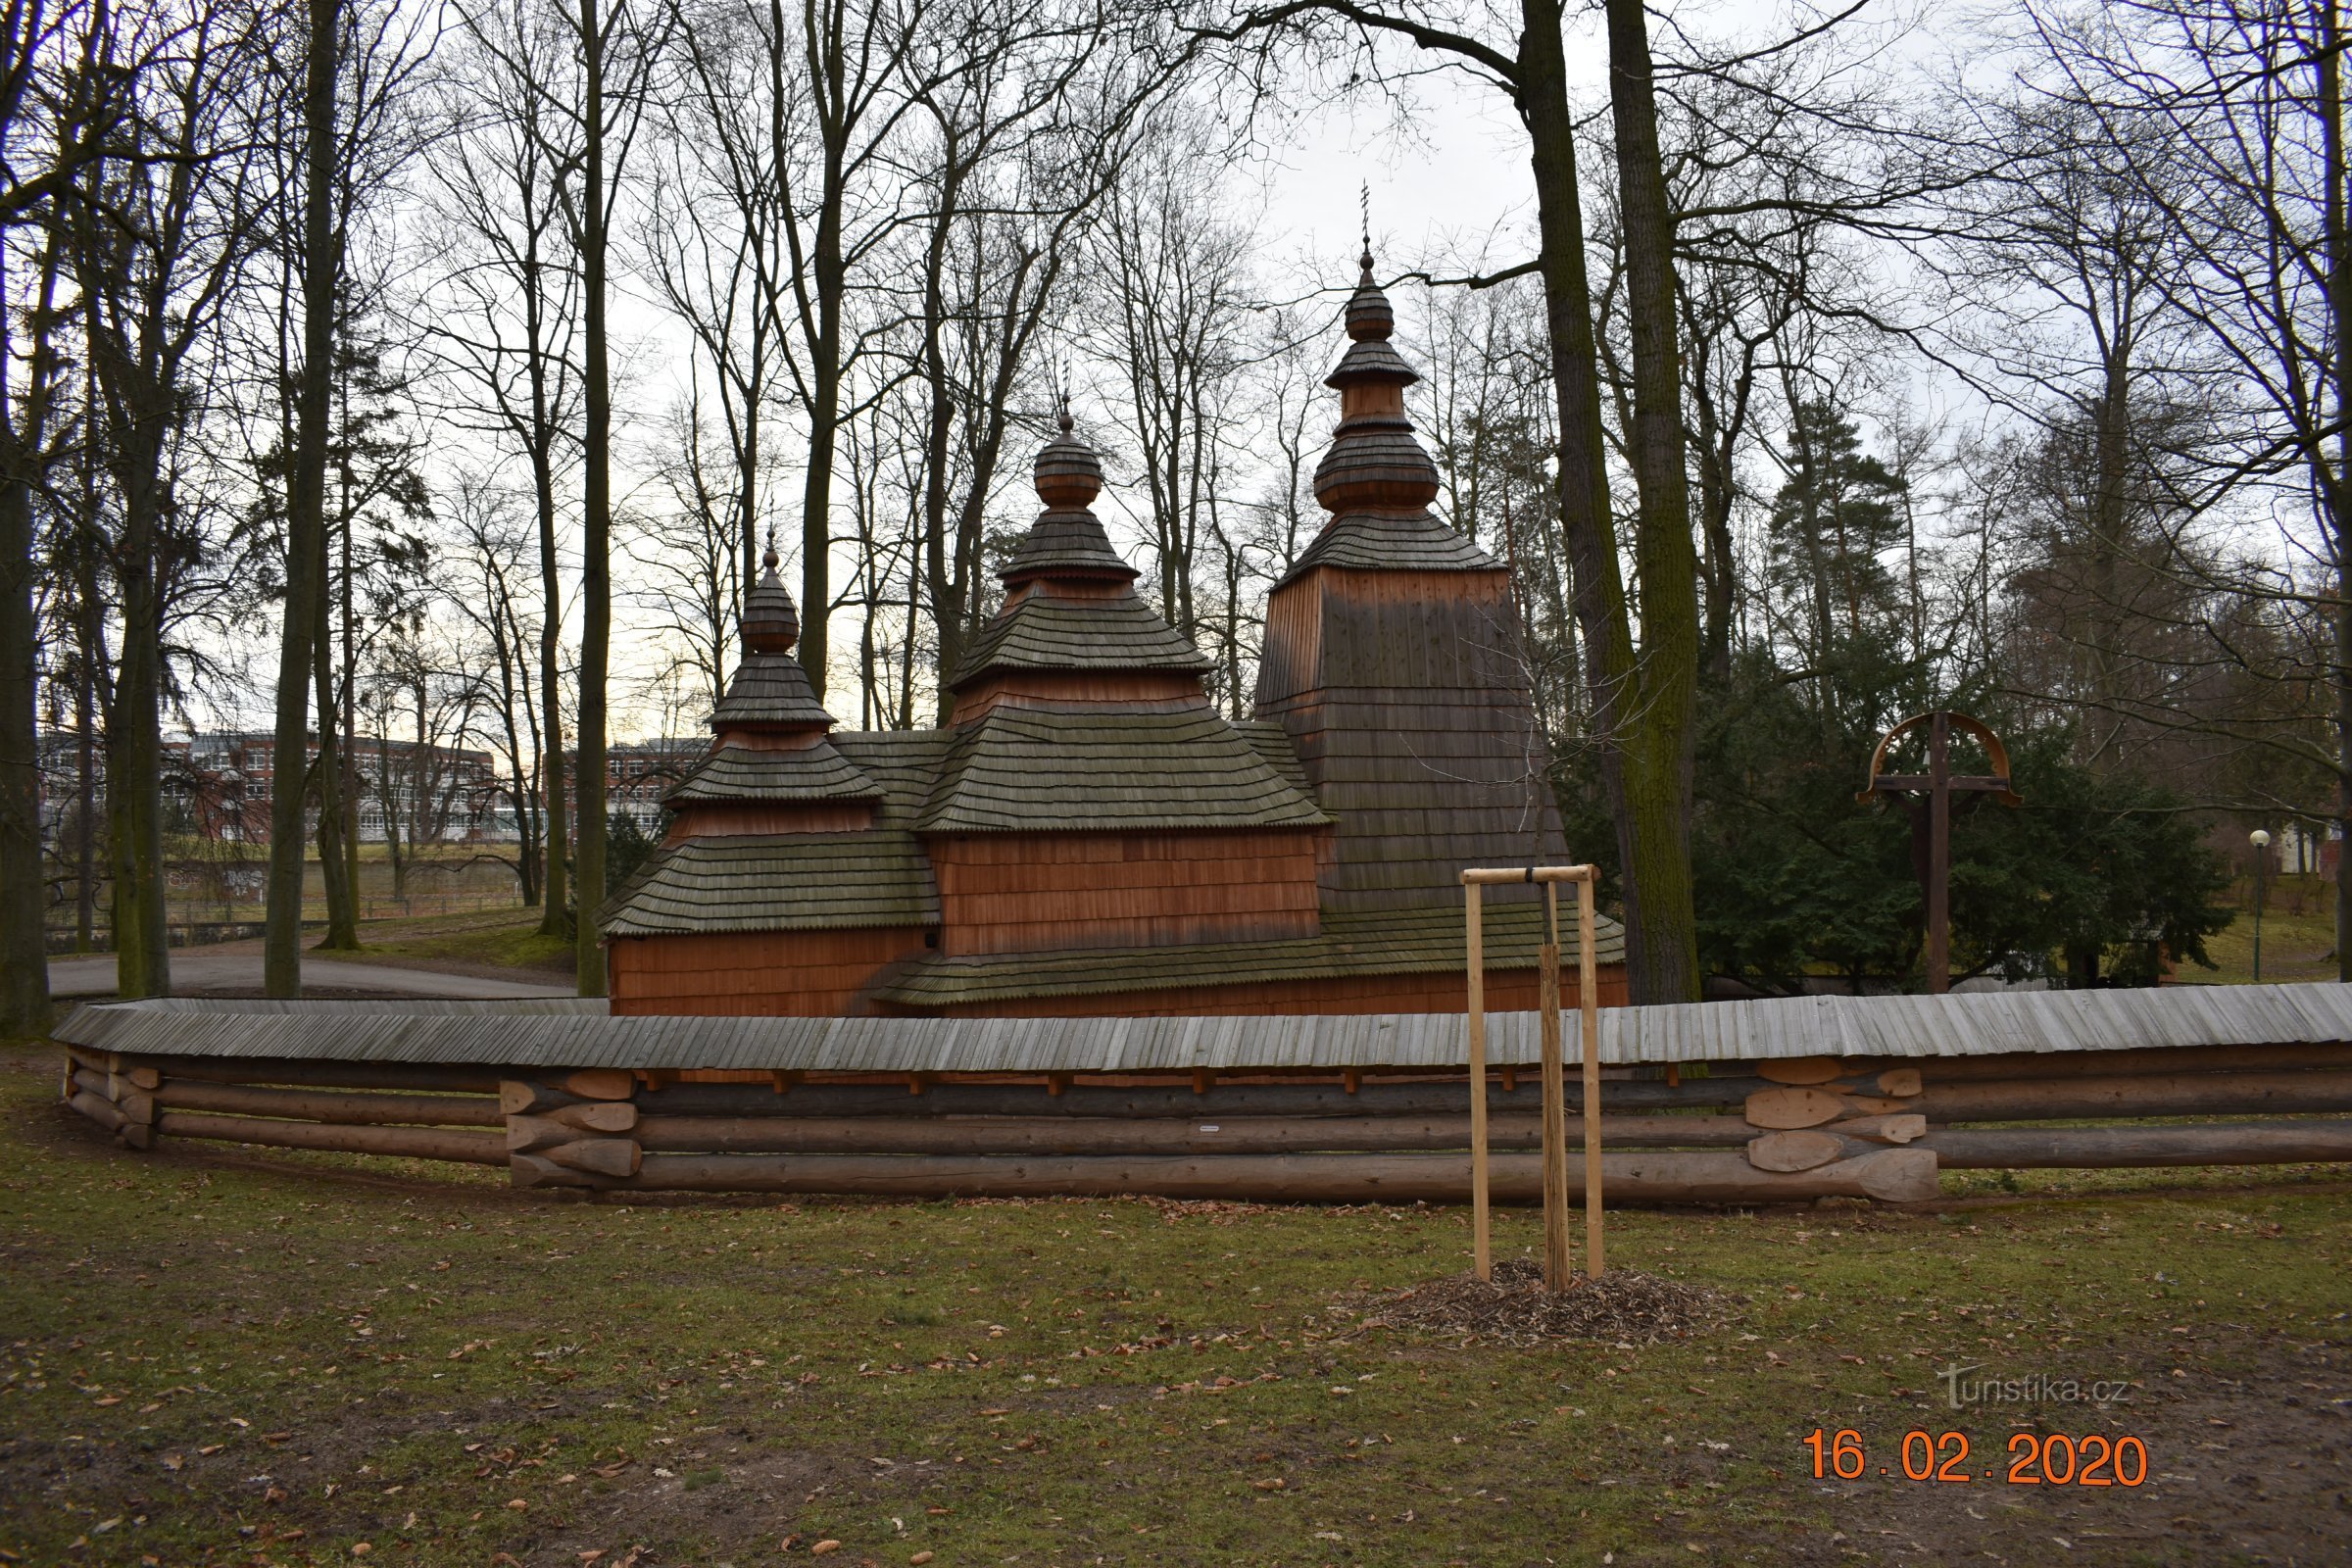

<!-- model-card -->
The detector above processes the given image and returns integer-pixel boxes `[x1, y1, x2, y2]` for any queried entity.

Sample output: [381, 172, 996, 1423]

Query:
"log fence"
[50, 1036, 2352, 1203]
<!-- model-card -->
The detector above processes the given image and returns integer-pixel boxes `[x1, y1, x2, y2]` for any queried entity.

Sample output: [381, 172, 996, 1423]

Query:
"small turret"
[1312, 249, 1441, 515]
[741, 538, 801, 654]
[998, 404, 1137, 589]
[709, 536, 833, 734]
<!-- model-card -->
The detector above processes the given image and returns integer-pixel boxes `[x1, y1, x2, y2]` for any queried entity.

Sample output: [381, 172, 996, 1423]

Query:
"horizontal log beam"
[154, 1080, 504, 1128]
[631, 1112, 1756, 1156]
[636, 1078, 1758, 1120]
[617, 1147, 1938, 1203]
[153, 1111, 508, 1165]
[1919, 1071, 2352, 1122]
[1922, 1120, 2352, 1168]
[118, 1054, 504, 1094]
[1838, 1042, 2351, 1084]
[68, 1088, 124, 1132]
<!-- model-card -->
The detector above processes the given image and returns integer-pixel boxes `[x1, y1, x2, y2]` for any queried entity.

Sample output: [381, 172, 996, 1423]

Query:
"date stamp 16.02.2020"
[1801, 1427, 2150, 1487]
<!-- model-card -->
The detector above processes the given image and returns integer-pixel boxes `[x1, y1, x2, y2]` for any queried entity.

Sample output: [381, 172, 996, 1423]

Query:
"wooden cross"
[1856, 711, 2023, 994]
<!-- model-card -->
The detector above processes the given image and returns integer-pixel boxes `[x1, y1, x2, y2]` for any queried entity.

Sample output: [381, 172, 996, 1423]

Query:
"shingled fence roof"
[53, 983, 2352, 1075]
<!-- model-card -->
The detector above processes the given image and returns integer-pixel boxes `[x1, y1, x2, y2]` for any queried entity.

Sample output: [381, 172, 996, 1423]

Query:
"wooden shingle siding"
[661, 804, 877, 839]
[929, 829, 1323, 956]
[953, 673, 1203, 722]
[1254, 545, 1568, 916]
[612, 927, 929, 1016]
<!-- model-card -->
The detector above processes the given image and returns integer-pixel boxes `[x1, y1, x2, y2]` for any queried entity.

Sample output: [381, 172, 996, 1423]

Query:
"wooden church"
[602, 254, 1628, 1016]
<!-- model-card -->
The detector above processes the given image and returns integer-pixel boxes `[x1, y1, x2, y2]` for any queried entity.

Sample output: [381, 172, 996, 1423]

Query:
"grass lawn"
[3, 1054, 2348, 1567]
[2198, 878, 2337, 986]
[323, 908, 576, 978]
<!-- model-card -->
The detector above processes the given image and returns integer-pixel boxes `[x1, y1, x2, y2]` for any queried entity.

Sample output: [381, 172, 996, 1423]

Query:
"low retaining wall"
[55, 1035, 2352, 1204]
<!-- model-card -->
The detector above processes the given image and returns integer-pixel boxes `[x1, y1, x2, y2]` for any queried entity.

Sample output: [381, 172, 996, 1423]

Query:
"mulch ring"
[1328, 1258, 1741, 1348]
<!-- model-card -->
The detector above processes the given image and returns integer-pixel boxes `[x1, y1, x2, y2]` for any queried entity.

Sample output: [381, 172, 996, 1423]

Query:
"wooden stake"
[1463, 878, 1490, 1282]
[1539, 881, 1569, 1292]
[1577, 874, 1604, 1279]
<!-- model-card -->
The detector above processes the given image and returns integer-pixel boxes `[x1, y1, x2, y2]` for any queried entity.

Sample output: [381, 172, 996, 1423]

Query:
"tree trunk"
[2322, 1, 2352, 984]
[108, 439, 169, 999]
[0, 234, 62, 1037]
[266, 0, 342, 996]
[310, 552, 354, 945]
[1599, 0, 1700, 1002]
[74, 635, 93, 950]
[1516, 0, 1643, 995]
[799, 178, 843, 703]
[335, 474, 361, 933]
[574, 0, 610, 997]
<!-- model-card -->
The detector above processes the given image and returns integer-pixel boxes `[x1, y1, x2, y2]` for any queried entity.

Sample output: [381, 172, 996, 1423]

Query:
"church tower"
[1252, 249, 1568, 909]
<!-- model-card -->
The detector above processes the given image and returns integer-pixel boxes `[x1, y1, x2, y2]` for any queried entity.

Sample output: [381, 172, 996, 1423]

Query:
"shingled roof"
[1277, 511, 1500, 586]
[602, 831, 940, 936]
[953, 590, 1210, 687]
[710, 652, 834, 730]
[664, 743, 882, 805]
[829, 730, 956, 824]
[866, 900, 1625, 1008]
[919, 706, 1331, 832]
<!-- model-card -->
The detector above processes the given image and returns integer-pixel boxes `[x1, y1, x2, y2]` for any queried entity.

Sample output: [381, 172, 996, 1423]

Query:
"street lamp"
[2250, 828, 2273, 983]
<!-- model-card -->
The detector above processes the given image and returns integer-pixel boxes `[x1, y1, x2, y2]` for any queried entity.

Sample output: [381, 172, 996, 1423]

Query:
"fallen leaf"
[811, 1541, 843, 1556]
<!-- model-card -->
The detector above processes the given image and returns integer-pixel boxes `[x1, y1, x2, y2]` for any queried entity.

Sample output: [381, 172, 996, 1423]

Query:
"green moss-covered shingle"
[869, 901, 1625, 1006]
[918, 706, 1332, 833]
[600, 832, 940, 935]
[666, 743, 882, 804]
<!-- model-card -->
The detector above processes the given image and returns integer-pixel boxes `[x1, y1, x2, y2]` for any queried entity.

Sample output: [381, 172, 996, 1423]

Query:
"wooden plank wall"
[928, 829, 1324, 956]
[611, 927, 931, 1015]
[1255, 565, 1569, 912]
[953, 672, 1202, 722]
[662, 804, 876, 841]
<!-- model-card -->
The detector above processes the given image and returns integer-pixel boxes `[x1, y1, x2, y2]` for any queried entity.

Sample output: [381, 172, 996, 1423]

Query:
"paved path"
[48, 954, 573, 1001]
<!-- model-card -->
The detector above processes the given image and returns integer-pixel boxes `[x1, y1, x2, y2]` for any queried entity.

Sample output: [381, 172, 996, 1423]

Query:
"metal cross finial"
[1056, 362, 1072, 432]
[761, 528, 778, 573]
[1358, 182, 1372, 270]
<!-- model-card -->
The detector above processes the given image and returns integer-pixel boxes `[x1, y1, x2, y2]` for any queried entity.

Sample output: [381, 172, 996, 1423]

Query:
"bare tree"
[422, 0, 583, 941]
[441, 470, 548, 906]
[0, 0, 112, 1032]
[2028, 0, 2350, 971]
[1082, 111, 1255, 644]
[74, 0, 278, 997]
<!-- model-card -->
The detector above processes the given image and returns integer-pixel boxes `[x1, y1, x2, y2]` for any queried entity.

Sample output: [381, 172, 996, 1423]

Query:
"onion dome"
[713, 538, 832, 731]
[1032, 405, 1103, 509]
[1312, 250, 1441, 514]
[999, 406, 1137, 588]
[743, 539, 801, 653]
